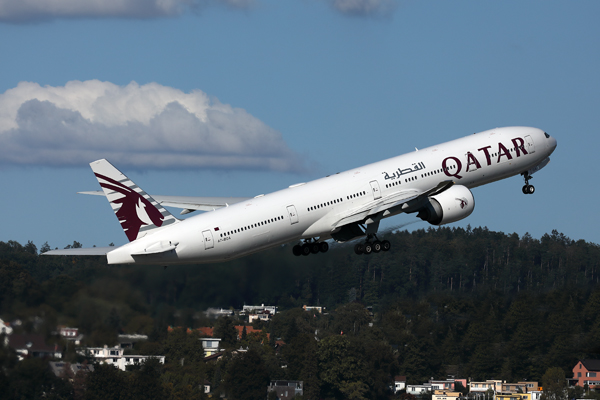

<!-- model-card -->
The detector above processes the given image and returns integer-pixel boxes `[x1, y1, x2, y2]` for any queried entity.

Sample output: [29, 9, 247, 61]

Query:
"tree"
[224, 349, 269, 400]
[214, 317, 237, 348]
[541, 367, 567, 400]
[125, 358, 166, 400]
[85, 363, 127, 400]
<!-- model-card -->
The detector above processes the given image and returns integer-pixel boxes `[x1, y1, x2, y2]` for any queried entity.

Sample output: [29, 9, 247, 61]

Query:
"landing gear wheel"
[363, 243, 373, 255]
[301, 244, 311, 256]
[319, 242, 329, 253]
[522, 185, 528, 194]
[527, 185, 535, 194]
[310, 243, 320, 254]
[381, 240, 391, 251]
[372, 241, 382, 253]
[354, 243, 364, 255]
[292, 244, 302, 256]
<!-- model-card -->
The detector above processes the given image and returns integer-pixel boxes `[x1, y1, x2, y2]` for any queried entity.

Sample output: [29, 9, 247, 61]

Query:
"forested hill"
[3, 226, 597, 310]
[1, 227, 600, 384]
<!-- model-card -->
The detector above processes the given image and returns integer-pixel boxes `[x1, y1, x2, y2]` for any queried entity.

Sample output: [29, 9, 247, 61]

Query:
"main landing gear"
[522, 172, 535, 195]
[292, 240, 329, 256]
[354, 235, 391, 255]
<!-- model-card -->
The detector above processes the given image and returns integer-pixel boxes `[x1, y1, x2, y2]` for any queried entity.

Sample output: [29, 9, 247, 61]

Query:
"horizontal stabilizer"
[79, 191, 251, 213]
[131, 241, 177, 256]
[42, 247, 114, 256]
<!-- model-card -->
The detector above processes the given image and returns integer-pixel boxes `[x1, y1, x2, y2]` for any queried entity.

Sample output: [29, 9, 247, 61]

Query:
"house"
[204, 308, 234, 318]
[248, 309, 273, 323]
[303, 305, 323, 314]
[268, 380, 303, 399]
[49, 361, 94, 379]
[573, 360, 600, 387]
[431, 379, 456, 390]
[118, 334, 148, 349]
[58, 326, 84, 345]
[500, 382, 538, 394]
[393, 376, 407, 393]
[79, 345, 165, 371]
[432, 390, 461, 400]
[497, 393, 531, 400]
[235, 325, 269, 341]
[0, 318, 13, 335]
[242, 304, 277, 315]
[201, 338, 224, 356]
[470, 380, 503, 393]
[407, 383, 432, 395]
[6, 334, 62, 360]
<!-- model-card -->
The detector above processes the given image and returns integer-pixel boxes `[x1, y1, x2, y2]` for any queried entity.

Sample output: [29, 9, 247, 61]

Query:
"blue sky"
[0, 0, 597, 251]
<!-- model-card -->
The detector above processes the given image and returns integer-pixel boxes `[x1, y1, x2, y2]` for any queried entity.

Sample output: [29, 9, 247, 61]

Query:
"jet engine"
[417, 185, 475, 226]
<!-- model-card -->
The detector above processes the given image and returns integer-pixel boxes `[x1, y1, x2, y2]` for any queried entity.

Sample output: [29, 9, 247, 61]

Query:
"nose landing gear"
[522, 172, 535, 194]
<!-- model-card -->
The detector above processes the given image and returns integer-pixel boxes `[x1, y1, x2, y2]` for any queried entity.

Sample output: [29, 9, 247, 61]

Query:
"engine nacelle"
[417, 185, 475, 226]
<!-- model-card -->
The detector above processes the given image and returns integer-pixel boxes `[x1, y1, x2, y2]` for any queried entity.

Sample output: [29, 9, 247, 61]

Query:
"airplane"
[44, 126, 557, 265]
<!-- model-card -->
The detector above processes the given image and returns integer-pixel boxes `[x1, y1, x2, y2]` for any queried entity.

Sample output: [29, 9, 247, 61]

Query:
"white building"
[470, 380, 503, 393]
[407, 383, 432, 395]
[242, 304, 277, 315]
[0, 319, 12, 335]
[393, 376, 407, 393]
[201, 338, 224, 357]
[79, 346, 165, 371]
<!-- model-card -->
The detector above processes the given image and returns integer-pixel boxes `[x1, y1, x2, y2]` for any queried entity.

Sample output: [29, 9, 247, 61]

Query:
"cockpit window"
[544, 132, 550, 138]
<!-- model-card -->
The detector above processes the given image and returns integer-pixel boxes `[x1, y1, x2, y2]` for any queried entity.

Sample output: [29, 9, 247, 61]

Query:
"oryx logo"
[95, 173, 164, 242]
[456, 197, 468, 209]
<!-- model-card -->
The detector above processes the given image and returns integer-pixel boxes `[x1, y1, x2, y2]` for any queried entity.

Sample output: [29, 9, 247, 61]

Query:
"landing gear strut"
[292, 239, 329, 257]
[521, 172, 535, 195]
[354, 234, 391, 255]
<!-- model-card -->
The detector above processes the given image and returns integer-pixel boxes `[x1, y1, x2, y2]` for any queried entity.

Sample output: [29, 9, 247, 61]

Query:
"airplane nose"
[549, 136, 557, 152]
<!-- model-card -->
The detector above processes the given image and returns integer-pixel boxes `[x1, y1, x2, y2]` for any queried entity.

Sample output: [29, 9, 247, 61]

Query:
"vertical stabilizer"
[90, 159, 179, 242]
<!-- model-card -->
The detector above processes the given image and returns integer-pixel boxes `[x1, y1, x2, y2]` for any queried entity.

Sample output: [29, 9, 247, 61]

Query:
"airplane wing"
[42, 247, 115, 256]
[78, 191, 251, 215]
[333, 180, 454, 228]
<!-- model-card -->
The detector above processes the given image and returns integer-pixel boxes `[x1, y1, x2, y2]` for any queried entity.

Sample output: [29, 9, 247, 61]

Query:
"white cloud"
[0, 0, 253, 22]
[0, 80, 306, 172]
[327, 0, 396, 17]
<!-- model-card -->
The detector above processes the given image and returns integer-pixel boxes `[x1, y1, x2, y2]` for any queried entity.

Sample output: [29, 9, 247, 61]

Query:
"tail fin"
[90, 159, 179, 242]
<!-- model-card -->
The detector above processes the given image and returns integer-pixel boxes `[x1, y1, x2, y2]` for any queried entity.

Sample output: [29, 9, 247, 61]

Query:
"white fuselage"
[106, 126, 557, 265]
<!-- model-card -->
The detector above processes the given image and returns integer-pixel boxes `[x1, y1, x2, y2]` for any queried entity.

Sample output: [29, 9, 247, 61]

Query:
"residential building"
[497, 393, 532, 400]
[573, 360, 600, 387]
[303, 305, 323, 314]
[6, 334, 62, 360]
[242, 304, 277, 315]
[268, 380, 303, 399]
[407, 383, 432, 395]
[0, 318, 13, 335]
[432, 390, 461, 400]
[470, 380, 503, 393]
[79, 345, 165, 371]
[118, 334, 148, 349]
[201, 338, 224, 357]
[248, 309, 273, 323]
[393, 375, 407, 393]
[204, 308, 234, 318]
[431, 379, 456, 390]
[58, 326, 84, 345]
[501, 382, 538, 394]
[49, 361, 94, 378]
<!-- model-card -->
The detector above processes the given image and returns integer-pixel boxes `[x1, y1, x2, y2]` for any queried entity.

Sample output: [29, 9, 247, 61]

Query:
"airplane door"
[370, 180, 382, 200]
[202, 230, 214, 250]
[525, 135, 535, 154]
[287, 205, 299, 225]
